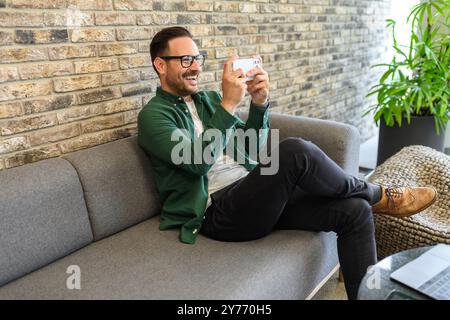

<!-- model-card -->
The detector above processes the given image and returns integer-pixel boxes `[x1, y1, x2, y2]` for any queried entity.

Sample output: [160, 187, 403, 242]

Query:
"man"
[138, 27, 437, 300]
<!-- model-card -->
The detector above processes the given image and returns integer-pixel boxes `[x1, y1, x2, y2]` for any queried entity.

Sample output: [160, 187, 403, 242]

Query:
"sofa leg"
[338, 268, 345, 282]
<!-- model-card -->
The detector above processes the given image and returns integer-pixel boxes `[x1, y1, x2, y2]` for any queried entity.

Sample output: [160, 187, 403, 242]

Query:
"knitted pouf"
[368, 145, 450, 259]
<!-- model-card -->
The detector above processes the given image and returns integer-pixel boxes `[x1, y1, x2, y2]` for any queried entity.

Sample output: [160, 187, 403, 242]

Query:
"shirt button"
[173, 103, 176, 106]
[193, 228, 198, 234]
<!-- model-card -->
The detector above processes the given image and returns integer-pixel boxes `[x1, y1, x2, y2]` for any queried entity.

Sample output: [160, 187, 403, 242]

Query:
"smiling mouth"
[184, 75, 198, 81]
[184, 75, 198, 86]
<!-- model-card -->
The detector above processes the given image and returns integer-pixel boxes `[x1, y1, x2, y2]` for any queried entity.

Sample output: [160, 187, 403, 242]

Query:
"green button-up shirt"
[138, 87, 269, 244]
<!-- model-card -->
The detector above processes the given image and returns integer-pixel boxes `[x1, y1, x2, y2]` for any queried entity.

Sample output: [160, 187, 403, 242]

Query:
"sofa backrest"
[0, 158, 93, 287]
[63, 136, 161, 241]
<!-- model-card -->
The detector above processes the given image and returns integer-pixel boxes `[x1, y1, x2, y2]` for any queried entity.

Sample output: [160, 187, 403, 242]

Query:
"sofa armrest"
[238, 111, 360, 176]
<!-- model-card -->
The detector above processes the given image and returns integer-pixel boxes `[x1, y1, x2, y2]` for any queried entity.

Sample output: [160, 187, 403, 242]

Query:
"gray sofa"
[0, 112, 360, 299]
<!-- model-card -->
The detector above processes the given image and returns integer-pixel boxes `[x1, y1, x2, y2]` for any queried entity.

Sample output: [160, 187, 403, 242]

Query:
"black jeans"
[200, 137, 378, 300]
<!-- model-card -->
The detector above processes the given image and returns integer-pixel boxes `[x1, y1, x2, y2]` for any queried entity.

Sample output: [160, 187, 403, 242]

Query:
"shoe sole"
[374, 189, 438, 218]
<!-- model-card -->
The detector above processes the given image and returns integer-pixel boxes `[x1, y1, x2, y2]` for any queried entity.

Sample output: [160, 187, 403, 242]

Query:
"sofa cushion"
[0, 218, 338, 299]
[63, 136, 160, 241]
[0, 158, 93, 287]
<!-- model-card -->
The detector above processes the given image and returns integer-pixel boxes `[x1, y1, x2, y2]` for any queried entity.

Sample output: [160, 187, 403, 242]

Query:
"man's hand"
[246, 55, 269, 106]
[221, 55, 247, 114]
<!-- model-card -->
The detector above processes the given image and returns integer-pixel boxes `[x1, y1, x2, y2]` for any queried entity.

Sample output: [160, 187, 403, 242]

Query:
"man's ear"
[153, 57, 166, 75]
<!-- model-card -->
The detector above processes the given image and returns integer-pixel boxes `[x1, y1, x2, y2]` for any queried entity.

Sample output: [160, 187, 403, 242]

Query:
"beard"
[166, 69, 200, 97]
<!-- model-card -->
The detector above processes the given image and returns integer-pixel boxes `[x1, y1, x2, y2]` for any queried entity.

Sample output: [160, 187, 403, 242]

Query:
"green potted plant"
[365, 0, 449, 165]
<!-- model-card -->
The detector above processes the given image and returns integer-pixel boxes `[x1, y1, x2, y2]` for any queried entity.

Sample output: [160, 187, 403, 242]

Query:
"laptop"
[390, 244, 450, 300]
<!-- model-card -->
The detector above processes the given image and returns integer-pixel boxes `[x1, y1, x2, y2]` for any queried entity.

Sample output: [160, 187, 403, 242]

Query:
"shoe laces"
[385, 187, 404, 203]
[385, 187, 403, 199]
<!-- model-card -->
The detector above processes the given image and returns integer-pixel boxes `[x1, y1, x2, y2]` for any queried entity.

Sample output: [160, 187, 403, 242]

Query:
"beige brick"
[70, 29, 115, 42]
[140, 69, 154, 80]
[58, 131, 108, 153]
[5, 144, 61, 168]
[239, 3, 258, 13]
[0, 159, 4, 171]
[198, 72, 215, 83]
[0, 11, 44, 27]
[54, 75, 101, 93]
[44, 11, 95, 27]
[0, 113, 57, 136]
[188, 25, 214, 36]
[0, 136, 29, 155]
[116, 28, 152, 41]
[138, 41, 150, 52]
[67, 0, 113, 10]
[23, 95, 74, 114]
[81, 113, 124, 134]
[0, 81, 52, 102]
[0, 30, 14, 46]
[0, 47, 47, 63]
[202, 37, 226, 48]
[114, 0, 152, 10]
[259, 43, 277, 53]
[215, 48, 237, 59]
[28, 123, 81, 146]
[48, 44, 96, 60]
[260, 4, 278, 13]
[95, 12, 135, 25]
[0, 66, 19, 83]
[186, 1, 213, 11]
[119, 55, 151, 69]
[77, 87, 121, 104]
[57, 105, 101, 124]
[310, 23, 323, 32]
[123, 109, 138, 124]
[74, 58, 119, 74]
[137, 13, 171, 25]
[7, 0, 67, 9]
[214, 2, 239, 12]
[0, 102, 23, 119]
[98, 43, 138, 56]
[238, 25, 259, 35]
[249, 34, 267, 44]
[101, 97, 140, 114]
[279, 4, 296, 14]
[101, 70, 140, 86]
[0, 136, 29, 154]
[19, 62, 73, 80]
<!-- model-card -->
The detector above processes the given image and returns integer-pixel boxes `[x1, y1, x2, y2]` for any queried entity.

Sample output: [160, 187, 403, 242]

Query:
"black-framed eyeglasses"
[159, 54, 206, 68]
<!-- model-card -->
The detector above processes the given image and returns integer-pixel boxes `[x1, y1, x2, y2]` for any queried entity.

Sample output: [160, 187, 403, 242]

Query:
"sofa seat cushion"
[0, 217, 338, 300]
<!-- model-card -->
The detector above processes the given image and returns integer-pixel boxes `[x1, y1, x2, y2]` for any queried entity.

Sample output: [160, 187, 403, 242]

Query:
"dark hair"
[150, 26, 193, 75]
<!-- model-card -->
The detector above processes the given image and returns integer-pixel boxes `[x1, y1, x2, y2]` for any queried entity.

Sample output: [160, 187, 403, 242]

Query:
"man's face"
[159, 37, 202, 97]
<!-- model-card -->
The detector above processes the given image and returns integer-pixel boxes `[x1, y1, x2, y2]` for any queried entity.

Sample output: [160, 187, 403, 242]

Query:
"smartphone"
[232, 58, 261, 81]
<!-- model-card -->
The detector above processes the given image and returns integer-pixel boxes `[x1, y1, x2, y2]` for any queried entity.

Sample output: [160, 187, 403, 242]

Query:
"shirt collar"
[156, 86, 202, 105]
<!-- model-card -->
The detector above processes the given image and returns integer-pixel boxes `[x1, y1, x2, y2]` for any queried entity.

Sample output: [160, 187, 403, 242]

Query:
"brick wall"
[0, 0, 391, 170]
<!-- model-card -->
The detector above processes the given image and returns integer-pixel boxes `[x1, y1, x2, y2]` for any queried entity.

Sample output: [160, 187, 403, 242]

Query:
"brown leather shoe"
[371, 186, 437, 217]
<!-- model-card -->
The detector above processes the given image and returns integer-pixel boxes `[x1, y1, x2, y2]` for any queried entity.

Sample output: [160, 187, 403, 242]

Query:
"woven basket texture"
[368, 145, 450, 259]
